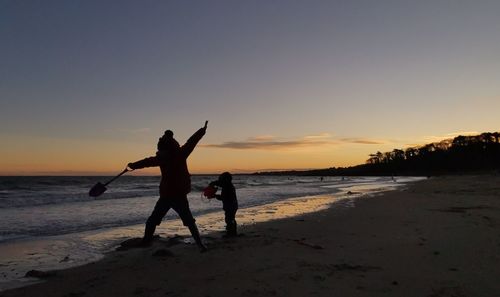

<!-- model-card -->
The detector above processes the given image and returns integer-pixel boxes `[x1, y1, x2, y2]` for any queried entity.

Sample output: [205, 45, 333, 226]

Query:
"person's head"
[218, 172, 232, 186]
[157, 130, 180, 152]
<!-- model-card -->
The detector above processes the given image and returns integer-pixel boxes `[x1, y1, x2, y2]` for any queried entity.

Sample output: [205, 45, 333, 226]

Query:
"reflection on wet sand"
[1, 180, 410, 291]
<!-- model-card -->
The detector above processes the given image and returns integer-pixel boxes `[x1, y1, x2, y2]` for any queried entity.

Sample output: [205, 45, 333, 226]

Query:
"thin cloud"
[422, 131, 479, 143]
[401, 131, 481, 148]
[445, 131, 479, 137]
[304, 133, 332, 139]
[202, 139, 333, 150]
[248, 135, 276, 141]
[202, 134, 385, 150]
[339, 138, 386, 145]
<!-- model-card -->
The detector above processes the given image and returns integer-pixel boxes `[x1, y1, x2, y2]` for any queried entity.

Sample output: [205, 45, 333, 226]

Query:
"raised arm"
[181, 121, 208, 158]
[128, 156, 159, 170]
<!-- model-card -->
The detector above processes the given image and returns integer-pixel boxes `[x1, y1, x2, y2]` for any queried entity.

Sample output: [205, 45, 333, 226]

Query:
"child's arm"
[210, 181, 223, 200]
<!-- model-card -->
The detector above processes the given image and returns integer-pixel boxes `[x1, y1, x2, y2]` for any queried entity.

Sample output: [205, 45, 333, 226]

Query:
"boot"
[226, 221, 237, 237]
[141, 223, 156, 246]
[188, 224, 207, 252]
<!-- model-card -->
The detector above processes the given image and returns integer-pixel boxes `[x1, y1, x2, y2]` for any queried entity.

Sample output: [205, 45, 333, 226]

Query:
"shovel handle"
[103, 168, 130, 186]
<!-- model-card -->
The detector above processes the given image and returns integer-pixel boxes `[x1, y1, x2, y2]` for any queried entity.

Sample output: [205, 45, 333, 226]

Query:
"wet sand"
[2, 175, 500, 297]
[0, 191, 356, 290]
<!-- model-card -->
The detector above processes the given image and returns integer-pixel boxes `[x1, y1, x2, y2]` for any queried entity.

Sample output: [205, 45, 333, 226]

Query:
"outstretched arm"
[181, 121, 208, 157]
[128, 156, 159, 170]
[209, 180, 223, 201]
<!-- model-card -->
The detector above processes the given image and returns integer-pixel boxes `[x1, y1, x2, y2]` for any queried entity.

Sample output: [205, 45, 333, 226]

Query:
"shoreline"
[1, 178, 408, 291]
[4, 175, 499, 296]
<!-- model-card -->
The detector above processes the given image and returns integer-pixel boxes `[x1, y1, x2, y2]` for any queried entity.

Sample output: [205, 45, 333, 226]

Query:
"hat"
[164, 130, 174, 138]
[157, 130, 177, 151]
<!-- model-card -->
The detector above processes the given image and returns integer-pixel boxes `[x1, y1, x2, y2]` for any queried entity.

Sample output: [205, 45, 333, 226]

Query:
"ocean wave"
[0, 176, 424, 241]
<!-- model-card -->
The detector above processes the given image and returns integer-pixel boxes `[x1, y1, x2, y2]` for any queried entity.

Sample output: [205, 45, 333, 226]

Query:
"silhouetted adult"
[128, 121, 208, 252]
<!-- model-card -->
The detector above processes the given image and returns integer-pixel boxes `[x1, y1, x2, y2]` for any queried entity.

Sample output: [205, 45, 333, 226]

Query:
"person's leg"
[172, 198, 207, 252]
[187, 223, 207, 252]
[143, 198, 170, 244]
[224, 208, 237, 236]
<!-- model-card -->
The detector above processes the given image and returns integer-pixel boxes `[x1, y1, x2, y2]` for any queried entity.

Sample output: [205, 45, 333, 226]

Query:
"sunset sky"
[1, 1, 500, 175]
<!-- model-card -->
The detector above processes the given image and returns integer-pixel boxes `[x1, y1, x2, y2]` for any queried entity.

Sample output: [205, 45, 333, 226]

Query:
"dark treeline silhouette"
[254, 132, 500, 176]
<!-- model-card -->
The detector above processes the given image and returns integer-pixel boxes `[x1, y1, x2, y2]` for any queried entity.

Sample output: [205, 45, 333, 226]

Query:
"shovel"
[89, 168, 130, 197]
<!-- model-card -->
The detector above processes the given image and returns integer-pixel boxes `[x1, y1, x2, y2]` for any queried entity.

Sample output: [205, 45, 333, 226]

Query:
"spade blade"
[89, 182, 107, 197]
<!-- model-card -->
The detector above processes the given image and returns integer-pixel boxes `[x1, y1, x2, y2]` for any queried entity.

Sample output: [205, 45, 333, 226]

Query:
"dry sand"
[2, 175, 500, 297]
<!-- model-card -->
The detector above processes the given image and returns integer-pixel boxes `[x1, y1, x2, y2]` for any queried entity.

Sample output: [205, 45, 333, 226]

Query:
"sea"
[0, 175, 424, 290]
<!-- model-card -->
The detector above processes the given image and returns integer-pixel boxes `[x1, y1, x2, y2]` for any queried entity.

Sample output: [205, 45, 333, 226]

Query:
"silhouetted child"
[210, 172, 238, 237]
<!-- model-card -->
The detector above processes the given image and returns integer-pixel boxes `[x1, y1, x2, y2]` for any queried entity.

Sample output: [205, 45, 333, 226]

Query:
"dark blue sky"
[2, 0, 500, 173]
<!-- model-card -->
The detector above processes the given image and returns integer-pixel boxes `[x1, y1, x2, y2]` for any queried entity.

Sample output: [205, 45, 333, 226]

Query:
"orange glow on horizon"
[0, 130, 495, 175]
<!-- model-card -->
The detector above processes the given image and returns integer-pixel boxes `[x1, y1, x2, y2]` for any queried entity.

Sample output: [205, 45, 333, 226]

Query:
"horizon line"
[0, 167, 325, 176]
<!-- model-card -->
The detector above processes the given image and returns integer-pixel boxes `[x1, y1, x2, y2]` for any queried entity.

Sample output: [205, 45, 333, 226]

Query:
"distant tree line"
[254, 132, 500, 176]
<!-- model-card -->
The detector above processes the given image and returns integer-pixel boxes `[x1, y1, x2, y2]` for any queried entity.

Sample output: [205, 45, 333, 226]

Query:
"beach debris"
[314, 275, 326, 281]
[116, 238, 146, 251]
[429, 286, 467, 297]
[163, 235, 186, 246]
[59, 255, 70, 263]
[428, 205, 492, 213]
[133, 287, 161, 296]
[331, 263, 381, 272]
[116, 235, 164, 251]
[288, 273, 301, 281]
[293, 239, 324, 250]
[25, 269, 57, 278]
[152, 248, 174, 257]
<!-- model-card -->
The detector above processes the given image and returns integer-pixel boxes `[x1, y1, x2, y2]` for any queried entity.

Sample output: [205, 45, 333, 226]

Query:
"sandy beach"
[2, 175, 500, 297]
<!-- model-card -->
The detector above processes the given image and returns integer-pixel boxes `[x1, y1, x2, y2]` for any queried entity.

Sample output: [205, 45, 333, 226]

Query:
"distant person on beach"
[127, 121, 208, 252]
[209, 172, 238, 237]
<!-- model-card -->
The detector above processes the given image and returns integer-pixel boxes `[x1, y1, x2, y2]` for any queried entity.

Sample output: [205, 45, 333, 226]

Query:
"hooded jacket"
[210, 180, 238, 212]
[129, 127, 206, 198]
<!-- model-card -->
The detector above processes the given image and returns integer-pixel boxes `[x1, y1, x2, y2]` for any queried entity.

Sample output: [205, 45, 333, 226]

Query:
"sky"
[1, 0, 500, 175]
